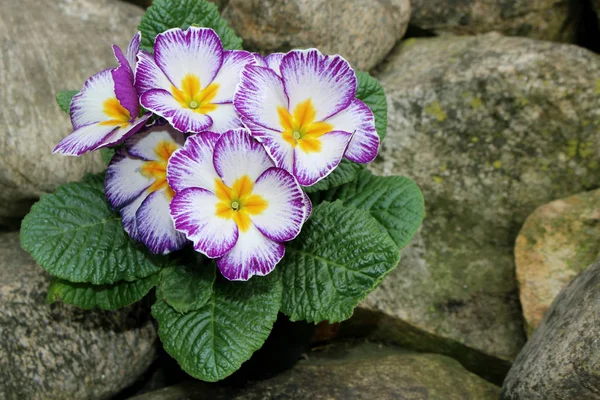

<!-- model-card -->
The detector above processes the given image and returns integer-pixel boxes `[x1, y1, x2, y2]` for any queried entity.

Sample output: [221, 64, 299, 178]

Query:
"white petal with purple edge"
[280, 49, 356, 121]
[141, 89, 213, 134]
[135, 51, 173, 94]
[293, 130, 352, 186]
[243, 117, 293, 172]
[70, 69, 116, 129]
[121, 192, 148, 241]
[302, 191, 312, 223]
[213, 129, 274, 186]
[167, 132, 221, 193]
[211, 50, 256, 104]
[217, 224, 284, 281]
[126, 124, 185, 161]
[105, 149, 153, 209]
[252, 53, 267, 67]
[126, 32, 141, 72]
[251, 168, 306, 242]
[113, 45, 132, 77]
[154, 27, 223, 91]
[53, 123, 117, 156]
[136, 189, 187, 254]
[170, 188, 239, 258]
[265, 53, 284, 76]
[234, 65, 288, 132]
[205, 103, 243, 133]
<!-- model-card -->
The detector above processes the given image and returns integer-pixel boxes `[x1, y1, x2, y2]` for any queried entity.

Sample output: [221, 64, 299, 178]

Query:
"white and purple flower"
[105, 124, 187, 254]
[136, 27, 256, 134]
[235, 49, 379, 186]
[54, 33, 151, 156]
[168, 128, 311, 281]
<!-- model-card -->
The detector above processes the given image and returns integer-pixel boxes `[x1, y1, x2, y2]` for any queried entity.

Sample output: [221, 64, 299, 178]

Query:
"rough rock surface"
[131, 342, 500, 400]
[410, 0, 573, 42]
[502, 258, 600, 399]
[516, 189, 600, 336]
[0, 233, 157, 399]
[353, 33, 600, 378]
[0, 0, 143, 223]
[222, 0, 410, 71]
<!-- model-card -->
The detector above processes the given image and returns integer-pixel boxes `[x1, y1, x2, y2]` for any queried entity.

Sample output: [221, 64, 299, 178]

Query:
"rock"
[0, 0, 143, 223]
[502, 258, 600, 399]
[0, 232, 157, 399]
[222, 0, 410, 71]
[516, 189, 600, 336]
[352, 33, 600, 381]
[122, 0, 228, 10]
[409, 0, 574, 42]
[131, 342, 501, 400]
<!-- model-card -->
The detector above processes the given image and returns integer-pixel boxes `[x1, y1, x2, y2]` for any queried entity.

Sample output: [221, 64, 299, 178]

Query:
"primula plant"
[20, 0, 424, 382]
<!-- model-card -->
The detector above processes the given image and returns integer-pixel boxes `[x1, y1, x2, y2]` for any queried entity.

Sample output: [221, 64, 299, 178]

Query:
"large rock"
[0, 233, 157, 399]
[131, 342, 500, 400]
[502, 258, 600, 399]
[222, 0, 410, 71]
[351, 33, 600, 381]
[410, 0, 573, 42]
[516, 189, 600, 336]
[0, 0, 143, 224]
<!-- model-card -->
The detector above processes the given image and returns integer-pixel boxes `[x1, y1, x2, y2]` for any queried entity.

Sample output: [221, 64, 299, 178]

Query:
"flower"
[53, 33, 151, 156]
[105, 123, 187, 254]
[136, 27, 256, 134]
[168, 128, 311, 281]
[234, 49, 379, 186]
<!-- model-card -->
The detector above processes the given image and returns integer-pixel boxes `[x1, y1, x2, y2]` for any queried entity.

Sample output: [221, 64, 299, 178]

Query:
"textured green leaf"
[47, 273, 158, 310]
[318, 169, 424, 249]
[56, 90, 78, 114]
[280, 201, 400, 323]
[303, 159, 364, 194]
[159, 258, 216, 313]
[139, 0, 243, 52]
[356, 71, 387, 141]
[153, 270, 282, 382]
[20, 174, 168, 284]
[100, 148, 116, 165]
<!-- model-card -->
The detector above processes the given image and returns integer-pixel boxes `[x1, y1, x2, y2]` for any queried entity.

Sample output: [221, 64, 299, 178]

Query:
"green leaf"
[139, 0, 243, 52]
[318, 169, 424, 249]
[100, 148, 116, 165]
[20, 173, 168, 285]
[152, 270, 282, 382]
[56, 90, 78, 114]
[303, 159, 364, 194]
[47, 273, 159, 310]
[356, 71, 387, 141]
[280, 201, 400, 323]
[159, 258, 216, 313]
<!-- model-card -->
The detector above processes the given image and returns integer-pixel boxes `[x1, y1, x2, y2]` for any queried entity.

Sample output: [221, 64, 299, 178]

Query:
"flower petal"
[141, 89, 213, 133]
[205, 103, 243, 133]
[234, 65, 288, 132]
[293, 130, 352, 186]
[217, 224, 284, 281]
[265, 52, 284, 76]
[70, 69, 115, 130]
[170, 187, 239, 258]
[126, 123, 186, 161]
[154, 27, 223, 92]
[136, 189, 187, 254]
[126, 32, 141, 72]
[111, 63, 139, 118]
[120, 192, 148, 241]
[302, 190, 312, 222]
[280, 49, 356, 121]
[210, 50, 256, 104]
[251, 167, 306, 242]
[105, 148, 153, 209]
[243, 118, 293, 172]
[53, 123, 117, 156]
[167, 132, 221, 193]
[213, 129, 274, 186]
[326, 98, 379, 163]
[135, 50, 173, 94]
[252, 52, 267, 67]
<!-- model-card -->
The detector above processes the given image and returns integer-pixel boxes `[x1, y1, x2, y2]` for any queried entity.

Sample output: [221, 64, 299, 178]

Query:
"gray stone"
[502, 258, 600, 399]
[0, 0, 144, 223]
[351, 33, 600, 380]
[410, 0, 574, 42]
[0, 232, 157, 400]
[222, 0, 410, 71]
[131, 342, 500, 400]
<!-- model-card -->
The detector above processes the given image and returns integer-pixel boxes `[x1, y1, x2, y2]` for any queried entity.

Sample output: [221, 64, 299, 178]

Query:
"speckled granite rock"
[131, 342, 500, 400]
[222, 0, 410, 71]
[0, 233, 157, 399]
[516, 189, 600, 337]
[352, 33, 600, 380]
[410, 0, 573, 42]
[0, 0, 143, 223]
[502, 258, 600, 399]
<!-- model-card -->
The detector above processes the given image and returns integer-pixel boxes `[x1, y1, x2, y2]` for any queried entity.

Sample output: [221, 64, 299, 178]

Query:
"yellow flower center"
[172, 74, 219, 114]
[140, 140, 179, 200]
[277, 99, 333, 154]
[214, 175, 268, 232]
[99, 98, 131, 128]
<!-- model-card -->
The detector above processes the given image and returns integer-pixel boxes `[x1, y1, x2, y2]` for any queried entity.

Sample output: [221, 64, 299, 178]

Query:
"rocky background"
[1, 0, 599, 398]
